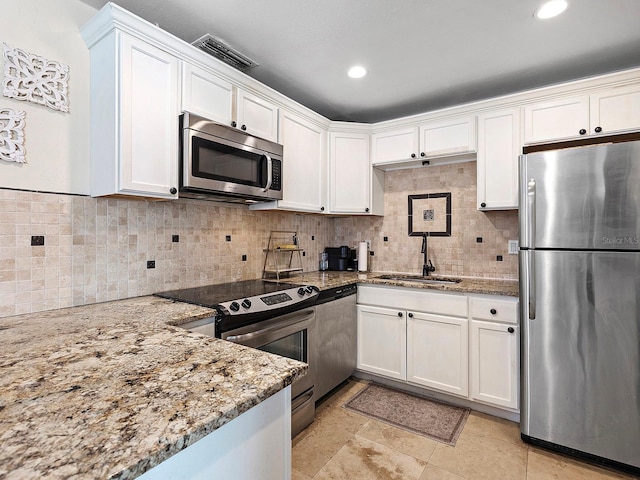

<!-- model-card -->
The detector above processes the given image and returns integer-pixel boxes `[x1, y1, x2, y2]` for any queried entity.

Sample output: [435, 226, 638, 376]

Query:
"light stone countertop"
[276, 270, 519, 297]
[0, 296, 307, 480]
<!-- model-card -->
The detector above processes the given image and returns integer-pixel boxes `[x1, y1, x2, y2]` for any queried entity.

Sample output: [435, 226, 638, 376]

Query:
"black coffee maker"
[324, 246, 357, 271]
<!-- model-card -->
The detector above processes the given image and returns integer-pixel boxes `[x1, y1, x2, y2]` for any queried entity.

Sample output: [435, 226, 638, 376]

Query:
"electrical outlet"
[508, 240, 519, 254]
[366, 240, 371, 249]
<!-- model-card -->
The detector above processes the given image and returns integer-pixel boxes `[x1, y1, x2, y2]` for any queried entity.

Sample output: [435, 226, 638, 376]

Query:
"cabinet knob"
[241, 124, 247, 131]
[490, 308, 497, 315]
[365, 207, 370, 213]
[320, 206, 325, 211]
[594, 126, 602, 133]
[508, 327, 515, 333]
[231, 121, 237, 127]
[420, 152, 426, 157]
[408, 312, 413, 318]
[169, 187, 177, 195]
[480, 202, 487, 208]
[398, 312, 403, 317]
[579, 128, 587, 135]
[411, 153, 416, 158]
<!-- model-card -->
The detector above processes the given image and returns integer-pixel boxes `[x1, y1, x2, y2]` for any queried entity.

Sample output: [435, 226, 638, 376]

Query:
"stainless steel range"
[156, 280, 319, 436]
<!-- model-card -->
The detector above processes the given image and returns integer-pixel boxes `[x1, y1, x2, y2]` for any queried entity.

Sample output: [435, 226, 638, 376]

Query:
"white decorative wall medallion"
[0, 108, 26, 163]
[2, 43, 69, 113]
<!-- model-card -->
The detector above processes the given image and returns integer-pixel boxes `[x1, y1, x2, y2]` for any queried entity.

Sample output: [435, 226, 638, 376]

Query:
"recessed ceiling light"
[347, 66, 367, 79]
[535, 0, 568, 19]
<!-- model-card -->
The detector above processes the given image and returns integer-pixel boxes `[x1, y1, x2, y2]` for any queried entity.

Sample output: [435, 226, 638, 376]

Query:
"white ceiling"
[80, 0, 640, 123]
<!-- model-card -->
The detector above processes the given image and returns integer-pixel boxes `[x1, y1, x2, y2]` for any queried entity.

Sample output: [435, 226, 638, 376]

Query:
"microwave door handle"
[262, 153, 273, 192]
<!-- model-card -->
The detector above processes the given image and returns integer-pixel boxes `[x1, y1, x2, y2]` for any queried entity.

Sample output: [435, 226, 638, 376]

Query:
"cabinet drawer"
[470, 295, 518, 324]
[358, 285, 468, 317]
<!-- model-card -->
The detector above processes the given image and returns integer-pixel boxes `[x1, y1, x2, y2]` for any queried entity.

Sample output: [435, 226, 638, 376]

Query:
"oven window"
[259, 330, 307, 363]
[192, 136, 266, 187]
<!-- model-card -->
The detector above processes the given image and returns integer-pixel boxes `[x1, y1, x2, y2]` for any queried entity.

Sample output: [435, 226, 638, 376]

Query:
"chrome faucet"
[421, 234, 436, 276]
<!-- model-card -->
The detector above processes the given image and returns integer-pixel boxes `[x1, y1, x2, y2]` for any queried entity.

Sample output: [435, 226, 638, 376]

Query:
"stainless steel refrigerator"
[519, 140, 640, 474]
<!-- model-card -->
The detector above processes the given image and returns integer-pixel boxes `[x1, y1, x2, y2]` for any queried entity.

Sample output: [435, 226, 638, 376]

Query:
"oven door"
[222, 308, 315, 437]
[221, 308, 315, 398]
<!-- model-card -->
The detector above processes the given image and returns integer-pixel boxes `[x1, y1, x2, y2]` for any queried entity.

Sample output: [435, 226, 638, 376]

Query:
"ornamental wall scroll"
[0, 108, 26, 163]
[2, 43, 69, 113]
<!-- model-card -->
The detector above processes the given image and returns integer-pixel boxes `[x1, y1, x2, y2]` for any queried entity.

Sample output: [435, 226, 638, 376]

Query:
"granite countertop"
[279, 270, 519, 297]
[0, 296, 307, 480]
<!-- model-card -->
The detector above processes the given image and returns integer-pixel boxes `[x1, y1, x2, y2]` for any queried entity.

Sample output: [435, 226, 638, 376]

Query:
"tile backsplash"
[334, 161, 519, 279]
[0, 189, 333, 318]
[0, 162, 518, 318]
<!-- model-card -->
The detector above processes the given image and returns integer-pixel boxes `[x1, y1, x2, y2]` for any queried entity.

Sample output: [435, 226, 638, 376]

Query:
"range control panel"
[261, 292, 293, 306]
[219, 285, 319, 315]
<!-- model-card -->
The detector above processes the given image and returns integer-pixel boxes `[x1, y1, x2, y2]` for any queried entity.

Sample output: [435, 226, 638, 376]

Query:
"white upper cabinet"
[181, 66, 278, 142]
[87, 30, 180, 199]
[589, 83, 640, 135]
[371, 126, 419, 164]
[524, 95, 590, 144]
[476, 108, 521, 210]
[329, 131, 381, 215]
[251, 109, 326, 213]
[524, 81, 640, 144]
[236, 88, 279, 142]
[181, 63, 233, 125]
[419, 116, 477, 158]
[371, 116, 476, 168]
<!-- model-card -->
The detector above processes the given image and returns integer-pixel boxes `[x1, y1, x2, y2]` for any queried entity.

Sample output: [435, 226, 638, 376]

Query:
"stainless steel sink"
[376, 275, 462, 285]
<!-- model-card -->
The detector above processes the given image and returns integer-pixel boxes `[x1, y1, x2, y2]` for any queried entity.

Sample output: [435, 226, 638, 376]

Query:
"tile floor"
[292, 378, 639, 480]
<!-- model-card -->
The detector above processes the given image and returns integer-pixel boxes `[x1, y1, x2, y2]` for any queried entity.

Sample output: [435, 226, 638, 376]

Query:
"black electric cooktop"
[155, 279, 305, 309]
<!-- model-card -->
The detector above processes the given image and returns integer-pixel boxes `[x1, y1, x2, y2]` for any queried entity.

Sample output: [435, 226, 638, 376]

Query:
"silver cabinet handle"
[262, 153, 273, 192]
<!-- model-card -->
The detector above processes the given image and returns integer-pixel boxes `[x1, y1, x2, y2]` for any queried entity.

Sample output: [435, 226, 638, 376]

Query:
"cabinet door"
[419, 116, 476, 157]
[181, 62, 233, 125]
[329, 131, 370, 214]
[371, 126, 419, 165]
[470, 319, 519, 410]
[276, 110, 326, 212]
[119, 34, 179, 198]
[524, 95, 589, 144]
[407, 311, 468, 397]
[357, 305, 406, 380]
[236, 88, 279, 142]
[476, 108, 521, 210]
[590, 83, 640, 135]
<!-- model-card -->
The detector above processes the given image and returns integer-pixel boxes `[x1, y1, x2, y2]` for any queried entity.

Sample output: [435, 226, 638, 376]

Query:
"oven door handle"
[224, 309, 315, 345]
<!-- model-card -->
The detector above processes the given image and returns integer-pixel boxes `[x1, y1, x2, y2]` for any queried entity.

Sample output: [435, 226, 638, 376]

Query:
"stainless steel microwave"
[179, 111, 283, 203]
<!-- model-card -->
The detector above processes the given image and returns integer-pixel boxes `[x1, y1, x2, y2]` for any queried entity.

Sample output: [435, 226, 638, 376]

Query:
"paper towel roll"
[358, 241, 368, 272]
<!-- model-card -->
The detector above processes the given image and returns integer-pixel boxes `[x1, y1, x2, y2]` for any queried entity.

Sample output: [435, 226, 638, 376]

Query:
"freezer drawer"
[520, 250, 640, 468]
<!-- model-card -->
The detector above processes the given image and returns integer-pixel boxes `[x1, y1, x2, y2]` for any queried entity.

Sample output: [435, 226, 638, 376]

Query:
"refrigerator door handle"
[527, 179, 536, 249]
[528, 251, 536, 320]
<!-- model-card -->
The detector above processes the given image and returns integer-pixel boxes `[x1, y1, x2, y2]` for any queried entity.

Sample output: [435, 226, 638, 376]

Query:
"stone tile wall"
[0, 163, 518, 318]
[0, 189, 333, 318]
[334, 161, 519, 279]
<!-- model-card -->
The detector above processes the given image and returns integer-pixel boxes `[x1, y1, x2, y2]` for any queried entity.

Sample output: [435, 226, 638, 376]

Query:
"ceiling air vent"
[191, 34, 259, 72]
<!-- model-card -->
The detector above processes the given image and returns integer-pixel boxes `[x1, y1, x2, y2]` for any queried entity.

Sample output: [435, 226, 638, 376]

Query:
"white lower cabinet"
[469, 295, 519, 410]
[407, 311, 468, 397]
[357, 305, 406, 380]
[357, 284, 519, 412]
